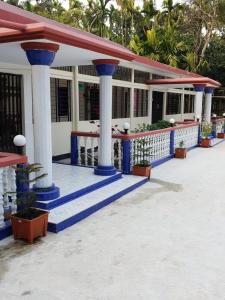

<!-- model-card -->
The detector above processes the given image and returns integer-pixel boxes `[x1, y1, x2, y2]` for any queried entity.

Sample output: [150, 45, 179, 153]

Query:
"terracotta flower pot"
[201, 138, 211, 148]
[10, 208, 49, 244]
[132, 165, 151, 178]
[217, 133, 225, 139]
[175, 148, 187, 159]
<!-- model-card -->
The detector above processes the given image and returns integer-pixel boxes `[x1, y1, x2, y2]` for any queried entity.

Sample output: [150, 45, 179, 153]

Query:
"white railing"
[174, 124, 199, 149]
[130, 130, 171, 167]
[214, 119, 224, 134]
[0, 166, 17, 224]
[71, 122, 200, 173]
[0, 153, 27, 226]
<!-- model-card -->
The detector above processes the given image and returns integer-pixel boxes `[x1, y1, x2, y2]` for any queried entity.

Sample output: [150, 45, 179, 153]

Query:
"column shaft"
[204, 93, 212, 123]
[32, 65, 52, 188]
[99, 76, 113, 166]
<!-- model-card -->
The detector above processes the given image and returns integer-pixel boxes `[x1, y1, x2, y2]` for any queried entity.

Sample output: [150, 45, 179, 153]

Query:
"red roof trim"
[135, 55, 203, 78]
[146, 77, 221, 88]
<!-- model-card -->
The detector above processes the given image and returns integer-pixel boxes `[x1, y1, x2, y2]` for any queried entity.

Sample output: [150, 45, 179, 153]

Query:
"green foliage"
[201, 122, 212, 139]
[133, 120, 171, 133]
[15, 163, 47, 209]
[133, 138, 152, 167]
[179, 140, 185, 148]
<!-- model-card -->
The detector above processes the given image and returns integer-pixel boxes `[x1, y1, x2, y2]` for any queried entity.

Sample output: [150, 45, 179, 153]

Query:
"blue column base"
[94, 165, 117, 176]
[33, 184, 60, 201]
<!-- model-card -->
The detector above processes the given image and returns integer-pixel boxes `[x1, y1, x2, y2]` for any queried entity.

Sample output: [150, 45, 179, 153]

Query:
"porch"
[1, 118, 225, 240]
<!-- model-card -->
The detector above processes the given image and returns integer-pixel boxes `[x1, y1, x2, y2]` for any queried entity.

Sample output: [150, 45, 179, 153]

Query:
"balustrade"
[71, 122, 200, 174]
[0, 153, 27, 226]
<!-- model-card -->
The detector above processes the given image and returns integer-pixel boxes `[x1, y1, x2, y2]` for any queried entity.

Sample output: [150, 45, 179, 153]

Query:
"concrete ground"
[1, 142, 225, 300]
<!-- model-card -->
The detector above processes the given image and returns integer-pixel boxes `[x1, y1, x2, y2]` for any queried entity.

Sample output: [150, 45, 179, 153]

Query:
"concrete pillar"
[21, 42, 60, 200]
[204, 87, 214, 123]
[93, 59, 119, 176]
[194, 85, 205, 122]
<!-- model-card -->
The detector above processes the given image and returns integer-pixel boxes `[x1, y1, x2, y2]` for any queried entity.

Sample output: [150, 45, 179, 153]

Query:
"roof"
[146, 77, 221, 88]
[0, 2, 219, 82]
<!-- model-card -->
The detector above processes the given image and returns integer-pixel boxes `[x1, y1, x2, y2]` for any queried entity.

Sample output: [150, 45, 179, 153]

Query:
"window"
[184, 94, 194, 113]
[113, 66, 132, 81]
[166, 93, 181, 115]
[112, 86, 130, 118]
[78, 65, 98, 76]
[79, 82, 131, 121]
[79, 82, 100, 121]
[133, 89, 148, 117]
[51, 78, 71, 122]
[134, 70, 149, 83]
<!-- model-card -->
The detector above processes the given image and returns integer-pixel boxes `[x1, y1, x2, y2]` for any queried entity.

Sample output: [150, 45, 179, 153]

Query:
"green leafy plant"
[179, 140, 185, 148]
[133, 138, 152, 167]
[201, 122, 212, 139]
[133, 120, 171, 133]
[15, 163, 47, 210]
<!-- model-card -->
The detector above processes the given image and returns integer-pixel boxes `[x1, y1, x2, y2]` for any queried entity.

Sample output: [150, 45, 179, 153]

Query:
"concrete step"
[48, 175, 148, 233]
[36, 171, 122, 210]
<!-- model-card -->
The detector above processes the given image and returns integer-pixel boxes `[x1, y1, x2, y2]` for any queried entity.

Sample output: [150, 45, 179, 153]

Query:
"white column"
[204, 88, 213, 123]
[99, 75, 113, 166]
[181, 92, 185, 121]
[93, 59, 119, 176]
[148, 87, 152, 124]
[21, 42, 60, 199]
[194, 86, 205, 121]
[32, 65, 52, 188]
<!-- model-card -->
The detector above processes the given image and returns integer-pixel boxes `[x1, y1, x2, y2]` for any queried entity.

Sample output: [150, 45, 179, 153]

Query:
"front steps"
[48, 175, 148, 233]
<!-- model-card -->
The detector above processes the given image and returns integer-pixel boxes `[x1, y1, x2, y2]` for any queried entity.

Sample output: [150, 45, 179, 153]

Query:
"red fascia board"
[0, 19, 26, 31]
[0, 24, 135, 61]
[135, 55, 203, 78]
[146, 77, 221, 87]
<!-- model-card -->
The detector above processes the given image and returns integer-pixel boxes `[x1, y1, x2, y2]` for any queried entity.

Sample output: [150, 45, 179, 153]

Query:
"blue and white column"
[93, 59, 119, 176]
[204, 87, 214, 123]
[194, 85, 205, 122]
[21, 42, 60, 200]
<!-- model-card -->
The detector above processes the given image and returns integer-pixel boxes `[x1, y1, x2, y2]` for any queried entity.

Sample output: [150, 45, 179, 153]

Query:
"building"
[0, 2, 221, 236]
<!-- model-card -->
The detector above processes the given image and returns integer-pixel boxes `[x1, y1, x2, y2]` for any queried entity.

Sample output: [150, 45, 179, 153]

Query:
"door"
[152, 91, 164, 124]
[0, 72, 23, 153]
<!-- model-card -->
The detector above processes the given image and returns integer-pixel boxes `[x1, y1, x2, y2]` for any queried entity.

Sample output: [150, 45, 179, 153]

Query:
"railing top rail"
[0, 152, 27, 168]
[71, 121, 199, 141]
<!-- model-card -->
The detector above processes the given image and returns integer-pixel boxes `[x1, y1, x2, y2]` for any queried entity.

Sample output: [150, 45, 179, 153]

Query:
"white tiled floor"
[52, 163, 120, 198]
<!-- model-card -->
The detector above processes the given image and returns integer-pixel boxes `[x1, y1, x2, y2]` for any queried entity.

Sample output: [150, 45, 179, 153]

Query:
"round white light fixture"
[123, 122, 130, 130]
[169, 118, 175, 124]
[13, 135, 26, 147]
[223, 113, 225, 117]
[212, 113, 217, 118]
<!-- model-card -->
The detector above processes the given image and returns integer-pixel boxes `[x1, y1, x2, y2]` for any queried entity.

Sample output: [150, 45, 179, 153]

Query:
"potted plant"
[175, 140, 187, 158]
[132, 138, 152, 178]
[201, 122, 212, 148]
[9, 163, 49, 244]
[217, 122, 225, 139]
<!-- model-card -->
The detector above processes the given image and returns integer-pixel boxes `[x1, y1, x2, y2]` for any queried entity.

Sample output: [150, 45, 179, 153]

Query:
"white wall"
[51, 122, 72, 156]
[78, 117, 150, 132]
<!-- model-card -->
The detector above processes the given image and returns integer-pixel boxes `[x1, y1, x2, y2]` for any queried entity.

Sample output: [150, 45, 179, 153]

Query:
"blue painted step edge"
[48, 177, 148, 233]
[36, 172, 122, 210]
